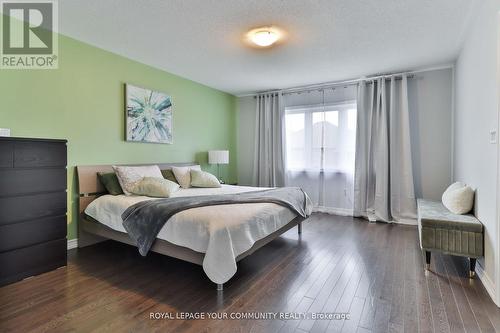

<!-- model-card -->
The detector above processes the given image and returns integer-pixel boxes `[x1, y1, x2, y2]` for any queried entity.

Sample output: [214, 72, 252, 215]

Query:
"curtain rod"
[252, 74, 411, 98]
[241, 63, 453, 97]
[285, 74, 414, 96]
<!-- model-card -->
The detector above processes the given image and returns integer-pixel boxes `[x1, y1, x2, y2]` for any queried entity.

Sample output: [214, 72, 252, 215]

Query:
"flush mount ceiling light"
[246, 26, 282, 47]
[250, 30, 279, 47]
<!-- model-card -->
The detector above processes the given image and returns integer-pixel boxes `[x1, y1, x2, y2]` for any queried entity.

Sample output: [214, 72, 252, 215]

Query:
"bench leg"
[469, 258, 476, 278]
[425, 251, 431, 270]
[298, 222, 302, 235]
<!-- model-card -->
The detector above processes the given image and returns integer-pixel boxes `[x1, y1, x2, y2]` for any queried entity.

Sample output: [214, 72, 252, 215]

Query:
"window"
[285, 101, 357, 173]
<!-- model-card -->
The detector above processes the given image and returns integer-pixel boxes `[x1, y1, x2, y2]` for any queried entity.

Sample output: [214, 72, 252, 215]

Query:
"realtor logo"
[1, 0, 58, 69]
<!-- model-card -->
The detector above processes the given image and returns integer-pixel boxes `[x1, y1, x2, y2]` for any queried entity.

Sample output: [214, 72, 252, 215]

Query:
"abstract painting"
[125, 84, 173, 144]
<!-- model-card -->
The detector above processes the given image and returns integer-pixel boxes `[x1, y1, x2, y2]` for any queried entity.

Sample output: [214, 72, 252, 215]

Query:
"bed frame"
[76, 163, 305, 291]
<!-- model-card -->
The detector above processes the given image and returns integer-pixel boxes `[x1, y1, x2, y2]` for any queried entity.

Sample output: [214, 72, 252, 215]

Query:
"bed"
[77, 163, 311, 290]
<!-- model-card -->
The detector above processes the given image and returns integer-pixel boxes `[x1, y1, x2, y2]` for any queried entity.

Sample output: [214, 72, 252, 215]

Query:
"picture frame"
[125, 84, 173, 144]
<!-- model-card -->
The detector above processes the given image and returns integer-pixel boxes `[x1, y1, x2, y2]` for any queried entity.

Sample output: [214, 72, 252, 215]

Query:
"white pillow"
[112, 165, 163, 195]
[171, 165, 201, 188]
[190, 170, 221, 188]
[129, 177, 180, 197]
[442, 182, 474, 215]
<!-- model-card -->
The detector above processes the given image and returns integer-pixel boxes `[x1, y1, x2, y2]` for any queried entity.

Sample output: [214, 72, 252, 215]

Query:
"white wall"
[409, 68, 453, 200]
[237, 68, 454, 201]
[454, 0, 500, 306]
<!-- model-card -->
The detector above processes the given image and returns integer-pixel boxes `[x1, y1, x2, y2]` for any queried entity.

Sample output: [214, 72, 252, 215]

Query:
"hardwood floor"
[1, 213, 499, 333]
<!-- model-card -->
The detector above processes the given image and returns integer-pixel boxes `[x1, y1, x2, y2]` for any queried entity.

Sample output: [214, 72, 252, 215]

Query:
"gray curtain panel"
[253, 93, 286, 187]
[353, 75, 417, 222]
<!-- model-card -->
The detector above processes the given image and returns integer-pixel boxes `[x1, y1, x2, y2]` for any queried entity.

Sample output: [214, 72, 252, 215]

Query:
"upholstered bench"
[417, 199, 483, 277]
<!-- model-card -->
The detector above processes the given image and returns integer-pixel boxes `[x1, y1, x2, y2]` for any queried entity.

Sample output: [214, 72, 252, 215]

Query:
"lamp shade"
[208, 150, 229, 164]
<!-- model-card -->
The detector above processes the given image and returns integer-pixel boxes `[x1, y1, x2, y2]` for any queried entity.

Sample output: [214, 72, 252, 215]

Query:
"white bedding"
[85, 185, 308, 284]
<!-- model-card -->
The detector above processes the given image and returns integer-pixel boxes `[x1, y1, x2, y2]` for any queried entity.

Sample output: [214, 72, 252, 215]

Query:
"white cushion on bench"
[442, 182, 474, 215]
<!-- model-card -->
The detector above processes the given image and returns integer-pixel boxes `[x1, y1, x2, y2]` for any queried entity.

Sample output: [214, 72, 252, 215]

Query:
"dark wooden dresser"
[0, 137, 67, 286]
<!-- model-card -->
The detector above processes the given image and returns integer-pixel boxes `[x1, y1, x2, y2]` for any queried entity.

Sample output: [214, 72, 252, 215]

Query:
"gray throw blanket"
[122, 187, 309, 256]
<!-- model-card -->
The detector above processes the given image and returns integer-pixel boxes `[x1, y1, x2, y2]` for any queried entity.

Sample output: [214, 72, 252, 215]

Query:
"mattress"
[84, 184, 302, 283]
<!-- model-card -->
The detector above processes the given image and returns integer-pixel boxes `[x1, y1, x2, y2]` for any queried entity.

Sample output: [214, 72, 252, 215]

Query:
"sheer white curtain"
[353, 75, 416, 222]
[284, 86, 357, 214]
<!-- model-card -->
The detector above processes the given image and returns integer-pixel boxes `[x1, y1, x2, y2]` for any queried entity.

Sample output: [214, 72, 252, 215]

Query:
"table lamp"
[208, 150, 229, 183]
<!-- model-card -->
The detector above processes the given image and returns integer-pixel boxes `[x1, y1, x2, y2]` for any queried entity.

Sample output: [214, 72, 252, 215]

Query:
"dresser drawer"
[0, 191, 66, 225]
[0, 168, 67, 196]
[0, 238, 67, 286]
[0, 141, 14, 168]
[0, 215, 66, 252]
[14, 141, 66, 168]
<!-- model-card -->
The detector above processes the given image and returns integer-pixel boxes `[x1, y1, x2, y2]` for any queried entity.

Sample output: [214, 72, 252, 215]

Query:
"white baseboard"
[313, 206, 353, 216]
[67, 238, 78, 250]
[395, 218, 418, 226]
[312, 207, 418, 226]
[475, 262, 499, 307]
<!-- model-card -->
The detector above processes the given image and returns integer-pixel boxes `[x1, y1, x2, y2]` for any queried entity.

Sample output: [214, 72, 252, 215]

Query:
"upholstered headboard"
[76, 162, 197, 213]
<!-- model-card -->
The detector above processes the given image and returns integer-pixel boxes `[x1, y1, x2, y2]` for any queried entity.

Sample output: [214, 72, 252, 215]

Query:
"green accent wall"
[0, 33, 237, 240]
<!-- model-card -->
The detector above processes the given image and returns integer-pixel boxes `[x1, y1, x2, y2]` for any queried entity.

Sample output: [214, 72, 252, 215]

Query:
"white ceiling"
[59, 0, 478, 96]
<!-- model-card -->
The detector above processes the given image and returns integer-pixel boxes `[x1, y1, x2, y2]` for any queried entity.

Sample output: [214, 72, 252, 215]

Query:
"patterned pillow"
[190, 170, 221, 188]
[112, 165, 163, 195]
[130, 177, 180, 197]
[171, 165, 201, 188]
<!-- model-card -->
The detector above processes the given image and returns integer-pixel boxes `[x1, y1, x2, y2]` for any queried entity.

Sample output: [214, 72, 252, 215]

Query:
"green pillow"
[130, 177, 180, 197]
[161, 169, 179, 184]
[98, 172, 124, 195]
[190, 170, 221, 188]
